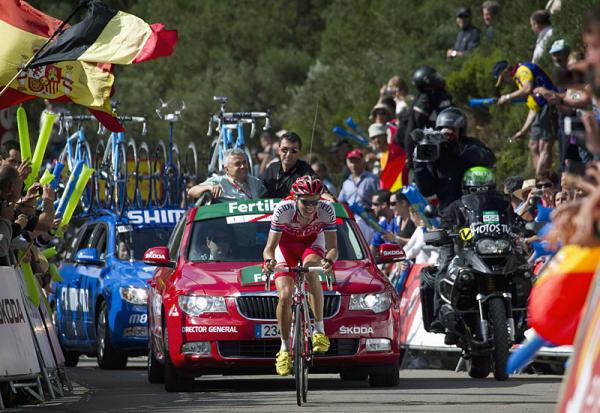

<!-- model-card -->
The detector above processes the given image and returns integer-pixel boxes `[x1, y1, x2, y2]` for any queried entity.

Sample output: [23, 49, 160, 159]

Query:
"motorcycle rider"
[421, 167, 513, 345]
[404, 66, 453, 167]
[413, 107, 496, 210]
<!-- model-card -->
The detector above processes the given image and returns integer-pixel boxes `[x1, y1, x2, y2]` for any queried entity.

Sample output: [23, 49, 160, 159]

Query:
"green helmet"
[463, 167, 495, 193]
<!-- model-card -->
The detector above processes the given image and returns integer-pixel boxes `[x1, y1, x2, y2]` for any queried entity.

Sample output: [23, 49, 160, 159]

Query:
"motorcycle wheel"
[489, 297, 510, 381]
[467, 355, 491, 379]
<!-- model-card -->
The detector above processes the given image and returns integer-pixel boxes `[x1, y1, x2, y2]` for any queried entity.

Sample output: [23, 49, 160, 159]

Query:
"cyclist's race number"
[255, 323, 280, 338]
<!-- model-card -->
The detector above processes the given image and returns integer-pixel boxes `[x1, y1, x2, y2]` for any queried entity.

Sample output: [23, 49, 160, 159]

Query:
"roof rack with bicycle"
[207, 96, 270, 176]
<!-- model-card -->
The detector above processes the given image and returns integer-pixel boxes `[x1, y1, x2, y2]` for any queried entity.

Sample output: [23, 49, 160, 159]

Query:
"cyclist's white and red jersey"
[270, 199, 336, 274]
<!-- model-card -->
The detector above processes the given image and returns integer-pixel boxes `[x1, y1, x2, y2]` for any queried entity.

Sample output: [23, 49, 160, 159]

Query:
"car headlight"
[178, 295, 227, 317]
[349, 292, 391, 313]
[119, 286, 148, 305]
[476, 238, 510, 255]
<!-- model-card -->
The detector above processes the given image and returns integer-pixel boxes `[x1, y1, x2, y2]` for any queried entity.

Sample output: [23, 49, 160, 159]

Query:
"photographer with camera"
[412, 107, 496, 211]
[404, 67, 454, 169]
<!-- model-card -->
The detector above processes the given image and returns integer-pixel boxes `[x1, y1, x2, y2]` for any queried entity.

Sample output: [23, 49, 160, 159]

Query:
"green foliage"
[19, 0, 598, 182]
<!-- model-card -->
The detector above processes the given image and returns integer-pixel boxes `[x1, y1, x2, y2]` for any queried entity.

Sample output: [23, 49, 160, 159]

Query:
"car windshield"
[116, 227, 173, 261]
[187, 217, 365, 262]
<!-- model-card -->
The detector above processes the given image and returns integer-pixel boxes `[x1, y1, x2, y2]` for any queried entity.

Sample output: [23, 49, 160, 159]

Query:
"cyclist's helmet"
[436, 107, 468, 138]
[412, 66, 445, 93]
[463, 167, 496, 194]
[292, 175, 325, 196]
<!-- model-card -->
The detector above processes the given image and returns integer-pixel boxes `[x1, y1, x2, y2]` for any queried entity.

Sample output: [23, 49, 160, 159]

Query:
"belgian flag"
[29, 1, 177, 68]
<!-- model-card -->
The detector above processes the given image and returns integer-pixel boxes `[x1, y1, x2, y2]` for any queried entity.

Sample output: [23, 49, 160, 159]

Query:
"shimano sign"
[126, 209, 185, 225]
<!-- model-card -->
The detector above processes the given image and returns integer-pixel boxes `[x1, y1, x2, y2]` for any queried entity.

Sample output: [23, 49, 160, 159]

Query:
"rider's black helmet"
[435, 107, 468, 138]
[412, 66, 445, 93]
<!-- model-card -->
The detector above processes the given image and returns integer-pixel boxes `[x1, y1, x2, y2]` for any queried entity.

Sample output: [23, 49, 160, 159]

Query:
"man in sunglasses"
[261, 131, 335, 200]
[263, 176, 338, 376]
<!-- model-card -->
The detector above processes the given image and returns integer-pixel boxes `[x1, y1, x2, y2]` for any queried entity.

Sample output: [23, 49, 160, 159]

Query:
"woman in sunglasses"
[263, 175, 338, 376]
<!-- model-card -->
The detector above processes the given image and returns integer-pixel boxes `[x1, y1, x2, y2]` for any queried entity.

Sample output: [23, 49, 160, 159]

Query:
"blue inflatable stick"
[401, 185, 441, 228]
[55, 160, 84, 218]
[50, 162, 64, 190]
[332, 126, 369, 146]
[506, 333, 552, 374]
[469, 97, 527, 107]
[344, 117, 368, 140]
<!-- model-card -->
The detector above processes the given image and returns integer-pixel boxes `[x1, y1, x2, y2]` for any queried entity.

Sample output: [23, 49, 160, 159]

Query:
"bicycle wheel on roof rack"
[112, 142, 128, 217]
[151, 140, 168, 209]
[136, 142, 152, 209]
[181, 142, 198, 208]
[94, 140, 107, 210]
[81, 140, 94, 213]
[125, 139, 138, 210]
[165, 144, 181, 208]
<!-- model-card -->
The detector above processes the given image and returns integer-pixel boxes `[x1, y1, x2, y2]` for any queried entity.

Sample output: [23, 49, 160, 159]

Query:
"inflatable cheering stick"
[55, 160, 84, 218]
[17, 106, 32, 162]
[25, 111, 57, 188]
[59, 164, 94, 230]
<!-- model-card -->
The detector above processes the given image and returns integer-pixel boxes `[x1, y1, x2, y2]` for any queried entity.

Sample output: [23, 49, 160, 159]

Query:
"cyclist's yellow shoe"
[275, 351, 292, 376]
[312, 332, 330, 353]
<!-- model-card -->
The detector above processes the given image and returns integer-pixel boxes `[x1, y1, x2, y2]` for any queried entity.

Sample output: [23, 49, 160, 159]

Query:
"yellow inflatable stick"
[41, 246, 57, 259]
[60, 164, 93, 228]
[21, 262, 40, 307]
[17, 106, 32, 162]
[39, 169, 55, 186]
[49, 263, 62, 282]
[26, 112, 56, 188]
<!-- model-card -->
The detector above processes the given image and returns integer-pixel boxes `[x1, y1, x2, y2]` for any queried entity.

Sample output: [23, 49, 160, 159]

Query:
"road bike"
[57, 114, 97, 212]
[94, 116, 147, 215]
[206, 96, 270, 176]
[263, 264, 333, 406]
[154, 100, 199, 208]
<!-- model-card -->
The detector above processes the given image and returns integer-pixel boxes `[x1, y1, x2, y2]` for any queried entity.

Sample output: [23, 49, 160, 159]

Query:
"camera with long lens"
[412, 128, 445, 163]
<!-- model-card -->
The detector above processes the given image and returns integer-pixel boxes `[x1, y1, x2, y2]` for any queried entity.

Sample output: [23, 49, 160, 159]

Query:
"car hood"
[178, 260, 385, 296]
[110, 259, 155, 287]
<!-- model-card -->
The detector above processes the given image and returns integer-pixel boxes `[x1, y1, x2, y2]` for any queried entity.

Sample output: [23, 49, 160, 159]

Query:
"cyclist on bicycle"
[263, 175, 339, 376]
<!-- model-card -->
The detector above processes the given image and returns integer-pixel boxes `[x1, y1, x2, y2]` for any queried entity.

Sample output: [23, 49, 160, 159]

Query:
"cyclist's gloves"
[263, 259, 276, 273]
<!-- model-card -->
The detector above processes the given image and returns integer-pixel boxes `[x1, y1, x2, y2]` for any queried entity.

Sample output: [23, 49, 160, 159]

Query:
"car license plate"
[255, 323, 280, 338]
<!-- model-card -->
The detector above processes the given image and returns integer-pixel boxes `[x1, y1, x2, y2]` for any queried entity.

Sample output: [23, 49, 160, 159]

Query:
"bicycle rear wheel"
[125, 139, 138, 210]
[182, 142, 199, 207]
[94, 140, 106, 209]
[151, 140, 168, 208]
[113, 143, 128, 216]
[136, 142, 151, 209]
[293, 304, 306, 407]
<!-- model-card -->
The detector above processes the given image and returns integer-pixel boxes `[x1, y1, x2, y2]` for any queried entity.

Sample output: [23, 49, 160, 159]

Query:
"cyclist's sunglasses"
[299, 198, 319, 206]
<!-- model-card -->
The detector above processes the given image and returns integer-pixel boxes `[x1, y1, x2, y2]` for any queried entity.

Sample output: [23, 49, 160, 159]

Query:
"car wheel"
[368, 360, 400, 387]
[339, 370, 368, 381]
[148, 340, 164, 384]
[162, 316, 192, 392]
[96, 302, 128, 369]
[63, 350, 80, 367]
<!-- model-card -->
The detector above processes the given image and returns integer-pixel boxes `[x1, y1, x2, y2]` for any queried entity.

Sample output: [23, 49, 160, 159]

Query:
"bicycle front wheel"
[293, 305, 306, 407]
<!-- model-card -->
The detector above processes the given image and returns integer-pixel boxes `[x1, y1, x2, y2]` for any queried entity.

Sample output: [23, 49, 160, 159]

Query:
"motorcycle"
[419, 192, 533, 380]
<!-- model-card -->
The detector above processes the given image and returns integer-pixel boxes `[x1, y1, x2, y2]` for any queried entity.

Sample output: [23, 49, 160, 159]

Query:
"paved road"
[14, 357, 562, 413]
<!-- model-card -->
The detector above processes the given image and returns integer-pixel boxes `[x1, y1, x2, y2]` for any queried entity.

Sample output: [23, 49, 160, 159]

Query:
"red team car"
[144, 199, 404, 392]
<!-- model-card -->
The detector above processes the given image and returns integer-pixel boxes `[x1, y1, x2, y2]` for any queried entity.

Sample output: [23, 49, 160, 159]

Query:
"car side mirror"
[376, 244, 405, 264]
[75, 248, 102, 266]
[423, 230, 449, 246]
[143, 247, 175, 268]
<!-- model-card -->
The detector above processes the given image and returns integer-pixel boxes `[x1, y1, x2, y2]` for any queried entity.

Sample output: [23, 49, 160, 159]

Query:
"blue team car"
[53, 208, 185, 368]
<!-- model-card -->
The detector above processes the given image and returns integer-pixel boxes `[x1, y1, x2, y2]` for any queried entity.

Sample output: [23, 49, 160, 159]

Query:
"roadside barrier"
[0, 267, 70, 409]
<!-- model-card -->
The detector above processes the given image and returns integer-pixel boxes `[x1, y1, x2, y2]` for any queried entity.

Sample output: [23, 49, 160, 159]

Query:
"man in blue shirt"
[338, 149, 380, 209]
[370, 189, 396, 255]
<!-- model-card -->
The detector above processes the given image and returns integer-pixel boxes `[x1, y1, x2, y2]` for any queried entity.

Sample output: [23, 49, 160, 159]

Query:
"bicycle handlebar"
[262, 265, 333, 291]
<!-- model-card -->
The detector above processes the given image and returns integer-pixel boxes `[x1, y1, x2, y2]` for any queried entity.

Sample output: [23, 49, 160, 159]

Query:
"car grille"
[236, 295, 340, 320]
[218, 339, 359, 358]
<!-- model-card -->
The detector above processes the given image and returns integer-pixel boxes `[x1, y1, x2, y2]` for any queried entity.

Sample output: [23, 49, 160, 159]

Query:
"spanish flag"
[29, 1, 177, 68]
[0, 0, 121, 131]
[379, 144, 408, 192]
[528, 245, 600, 346]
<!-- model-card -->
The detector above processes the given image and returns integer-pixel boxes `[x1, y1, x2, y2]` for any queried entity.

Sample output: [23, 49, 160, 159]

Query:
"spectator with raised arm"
[189, 148, 266, 201]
